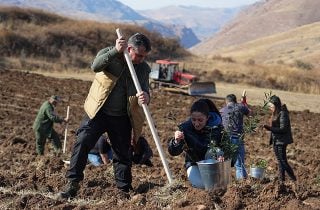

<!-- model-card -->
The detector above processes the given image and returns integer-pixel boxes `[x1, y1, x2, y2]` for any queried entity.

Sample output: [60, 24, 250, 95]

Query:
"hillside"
[139, 6, 241, 41]
[209, 21, 320, 68]
[0, 0, 200, 48]
[1, 7, 319, 95]
[0, 6, 190, 72]
[191, 0, 320, 54]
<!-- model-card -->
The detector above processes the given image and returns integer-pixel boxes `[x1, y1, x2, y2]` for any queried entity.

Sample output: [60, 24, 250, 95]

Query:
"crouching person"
[168, 99, 224, 189]
[132, 136, 153, 167]
[88, 134, 113, 166]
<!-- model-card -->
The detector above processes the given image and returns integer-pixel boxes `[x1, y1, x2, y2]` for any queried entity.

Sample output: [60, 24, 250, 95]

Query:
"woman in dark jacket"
[168, 99, 223, 188]
[263, 95, 296, 184]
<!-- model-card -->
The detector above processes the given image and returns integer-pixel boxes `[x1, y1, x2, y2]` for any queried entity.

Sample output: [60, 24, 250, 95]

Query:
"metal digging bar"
[63, 97, 70, 154]
[116, 28, 173, 184]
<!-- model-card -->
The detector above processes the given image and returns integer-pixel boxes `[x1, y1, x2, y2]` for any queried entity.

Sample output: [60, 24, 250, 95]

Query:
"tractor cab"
[149, 60, 179, 82]
[149, 59, 216, 95]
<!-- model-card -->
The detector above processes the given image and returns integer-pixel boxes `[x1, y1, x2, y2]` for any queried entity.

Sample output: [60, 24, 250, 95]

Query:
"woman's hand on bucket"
[217, 156, 224, 162]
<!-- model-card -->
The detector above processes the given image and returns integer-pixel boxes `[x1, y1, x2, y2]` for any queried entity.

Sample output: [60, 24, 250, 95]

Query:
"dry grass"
[213, 22, 320, 67]
[152, 180, 186, 207]
[183, 21, 320, 94]
[0, 6, 190, 72]
[1, 6, 319, 95]
[178, 56, 320, 94]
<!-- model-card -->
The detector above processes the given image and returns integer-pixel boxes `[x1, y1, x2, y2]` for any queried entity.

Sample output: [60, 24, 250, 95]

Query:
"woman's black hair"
[197, 98, 221, 118]
[269, 95, 282, 112]
[190, 99, 221, 118]
[269, 95, 285, 121]
[190, 100, 210, 116]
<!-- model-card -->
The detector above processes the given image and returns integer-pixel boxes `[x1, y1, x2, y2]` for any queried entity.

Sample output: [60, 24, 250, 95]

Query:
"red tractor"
[149, 59, 216, 95]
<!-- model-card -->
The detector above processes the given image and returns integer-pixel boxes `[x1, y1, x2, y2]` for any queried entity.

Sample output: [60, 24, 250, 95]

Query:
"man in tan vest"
[59, 33, 151, 199]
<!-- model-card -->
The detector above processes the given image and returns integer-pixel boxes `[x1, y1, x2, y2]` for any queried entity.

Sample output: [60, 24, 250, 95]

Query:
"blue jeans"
[187, 165, 204, 189]
[88, 154, 103, 166]
[231, 135, 247, 179]
[88, 150, 113, 166]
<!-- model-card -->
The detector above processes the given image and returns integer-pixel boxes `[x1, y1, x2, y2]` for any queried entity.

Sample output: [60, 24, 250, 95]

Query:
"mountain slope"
[0, 0, 199, 48]
[191, 0, 320, 54]
[139, 6, 240, 40]
[212, 21, 320, 68]
[0, 0, 146, 21]
[0, 6, 190, 71]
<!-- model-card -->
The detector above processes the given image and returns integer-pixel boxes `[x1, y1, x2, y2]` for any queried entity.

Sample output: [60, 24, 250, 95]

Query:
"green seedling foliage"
[208, 90, 273, 162]
[251, 159, 267, 169]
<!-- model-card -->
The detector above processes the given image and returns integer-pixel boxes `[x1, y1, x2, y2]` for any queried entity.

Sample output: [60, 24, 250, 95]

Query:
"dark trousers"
[35, 129, 61, 155]
[66, 111, 132, 191]
[273, 144, 296, 182]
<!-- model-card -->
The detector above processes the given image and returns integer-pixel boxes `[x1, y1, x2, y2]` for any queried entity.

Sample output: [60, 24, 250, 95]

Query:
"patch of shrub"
[277, 60, 284, 65]
[209, 69, 223, 80]
[295, 60, 313, 70]
[211, 55, 235, 63]
[0, 6, 190, 71]
[246, 59, 255, 65]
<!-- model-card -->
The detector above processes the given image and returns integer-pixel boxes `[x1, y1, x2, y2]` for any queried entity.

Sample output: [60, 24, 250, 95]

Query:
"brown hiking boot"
[58, 181, 80, 199]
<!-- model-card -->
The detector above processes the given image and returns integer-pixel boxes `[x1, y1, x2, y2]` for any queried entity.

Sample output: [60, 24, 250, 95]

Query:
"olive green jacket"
[84, 47, 150, 142]
[33, 101, 63, 135]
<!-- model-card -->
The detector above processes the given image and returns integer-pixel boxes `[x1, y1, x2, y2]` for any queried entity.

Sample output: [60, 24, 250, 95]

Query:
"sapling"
[207, 90, 273, 161]
[251, 159, 268, 169]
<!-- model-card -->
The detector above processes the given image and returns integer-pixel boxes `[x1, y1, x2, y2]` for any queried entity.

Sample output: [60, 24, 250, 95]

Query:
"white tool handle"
[63, 105, 70, 154]
[242, 89, 247, 97]
[116, 28, 173, 184]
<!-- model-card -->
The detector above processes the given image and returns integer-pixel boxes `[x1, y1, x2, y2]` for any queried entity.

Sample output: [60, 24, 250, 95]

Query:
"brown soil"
[0, 69, 319, 209]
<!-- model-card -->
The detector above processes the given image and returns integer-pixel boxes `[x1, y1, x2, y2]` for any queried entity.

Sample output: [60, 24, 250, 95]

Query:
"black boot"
[143, 159, 153, 167]
[116, 188, 131, 200]
[58, 181, 80, 199]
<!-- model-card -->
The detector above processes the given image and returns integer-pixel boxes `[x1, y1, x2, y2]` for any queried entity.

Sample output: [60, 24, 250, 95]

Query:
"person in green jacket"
[58, 32, 151, 200]
[33, 95, 68, 155]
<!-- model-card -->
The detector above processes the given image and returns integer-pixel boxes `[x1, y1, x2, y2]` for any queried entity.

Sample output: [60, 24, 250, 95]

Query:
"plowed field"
[0, 69, 319, 209]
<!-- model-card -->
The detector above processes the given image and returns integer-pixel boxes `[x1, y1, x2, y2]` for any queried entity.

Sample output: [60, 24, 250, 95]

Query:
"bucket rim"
[197, 159, 218, 165]
[197, 159, 231, 165]
[250, 166, 266, 170]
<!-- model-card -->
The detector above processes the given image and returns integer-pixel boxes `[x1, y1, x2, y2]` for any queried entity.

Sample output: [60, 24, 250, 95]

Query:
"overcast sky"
[117, 0, 261, 10]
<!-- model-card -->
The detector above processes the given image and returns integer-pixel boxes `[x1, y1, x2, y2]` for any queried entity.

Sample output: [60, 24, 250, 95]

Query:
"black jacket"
[168, 113, 223, 169]
[269, 105, 293, 145]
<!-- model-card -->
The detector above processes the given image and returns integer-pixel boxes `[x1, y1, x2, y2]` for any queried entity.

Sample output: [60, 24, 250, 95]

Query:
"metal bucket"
[250, 167, 265, 179]
[197, 159, 231, 190]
